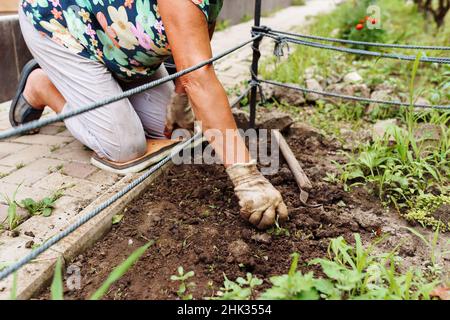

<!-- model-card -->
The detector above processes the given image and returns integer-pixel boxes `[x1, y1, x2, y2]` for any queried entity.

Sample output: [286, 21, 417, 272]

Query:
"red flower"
[51, 8, 62, 20]
[124, 0, 134, 9]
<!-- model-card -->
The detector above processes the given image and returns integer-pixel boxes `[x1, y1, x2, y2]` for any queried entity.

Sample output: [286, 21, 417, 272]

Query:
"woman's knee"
[112, 133, 147, 163]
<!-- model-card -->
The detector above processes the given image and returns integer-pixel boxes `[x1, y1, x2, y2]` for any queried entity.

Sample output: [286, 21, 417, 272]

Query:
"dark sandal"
[9, 59, 43, 134]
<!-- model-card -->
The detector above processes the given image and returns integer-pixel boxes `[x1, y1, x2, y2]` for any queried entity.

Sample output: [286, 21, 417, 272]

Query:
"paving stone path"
[0, 0, 342, 299]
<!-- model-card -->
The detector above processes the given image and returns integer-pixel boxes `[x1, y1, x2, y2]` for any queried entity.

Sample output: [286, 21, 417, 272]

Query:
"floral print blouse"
[21, 0, 223, 80]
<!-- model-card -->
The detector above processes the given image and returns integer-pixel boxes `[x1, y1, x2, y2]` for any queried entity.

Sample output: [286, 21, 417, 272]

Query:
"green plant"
[50, 258, 64, 300]
[404, 194, 450, 232]
[10, 272, 18, 300]
[15, 163, 25, 170]
[170, 266, 196, 300]
[338, 124, 448, 210]
[240, 14, 252, 23]
[337, 53, 449, 212]
[2, 185, 22, 231]
[49, 145, 60, 152]
[112, 214, 124, 225]
[215, 19, 230, 31]
[212, 273, 262, 300]
[259, 253, 322, 300]
[268, 220, 290, 237]
[292, 0, 306, 6]
[338, 0, 386, 50]
[308, 234, 438, 299]
[20, 188, 66, 217]
[0, 262, 11, 271]
[256, 234, 440, 300]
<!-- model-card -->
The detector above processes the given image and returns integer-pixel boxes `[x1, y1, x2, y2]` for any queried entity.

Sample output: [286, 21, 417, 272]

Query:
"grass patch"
[211, 234, 444, 300]
[405, 194, 450, 232]
[259, 0, 449, 218]
[260, 0, 450, 106]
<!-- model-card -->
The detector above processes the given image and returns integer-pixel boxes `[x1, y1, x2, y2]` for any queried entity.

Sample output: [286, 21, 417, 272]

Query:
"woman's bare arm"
[159, 0, 250, 166]
[174, 21, 216, 93]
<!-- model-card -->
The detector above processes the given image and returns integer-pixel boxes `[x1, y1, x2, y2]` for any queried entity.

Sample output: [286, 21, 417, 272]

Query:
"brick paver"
[0, 0, 342, 299]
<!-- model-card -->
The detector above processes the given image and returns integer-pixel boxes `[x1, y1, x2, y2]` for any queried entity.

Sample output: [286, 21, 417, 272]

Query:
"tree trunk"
[413, 0, 449, 28]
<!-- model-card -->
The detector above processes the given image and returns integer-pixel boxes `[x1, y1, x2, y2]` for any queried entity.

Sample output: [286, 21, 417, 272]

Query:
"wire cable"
[268, 29, 450, 51]
[259, 79, 450, 110]
[261, 33, 450, 64]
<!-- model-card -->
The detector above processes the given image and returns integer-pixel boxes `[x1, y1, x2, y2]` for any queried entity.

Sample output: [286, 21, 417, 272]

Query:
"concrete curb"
[0, 162, 172, 300]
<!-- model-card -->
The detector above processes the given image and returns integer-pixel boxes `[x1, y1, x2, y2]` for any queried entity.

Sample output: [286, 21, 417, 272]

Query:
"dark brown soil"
[432, 204, 450, 225]
[37, 126, 447, 300]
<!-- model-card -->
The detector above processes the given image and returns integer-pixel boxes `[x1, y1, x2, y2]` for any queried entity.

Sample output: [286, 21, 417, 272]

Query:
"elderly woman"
[10, 0, 288, 230]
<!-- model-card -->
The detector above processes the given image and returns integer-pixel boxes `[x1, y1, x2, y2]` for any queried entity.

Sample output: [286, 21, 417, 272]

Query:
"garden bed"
[37, 125, 449, 300]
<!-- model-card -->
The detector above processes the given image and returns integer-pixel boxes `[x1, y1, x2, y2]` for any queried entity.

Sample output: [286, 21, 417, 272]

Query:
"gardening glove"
[226, 160, 289, 230]
[166, 92, 195, 133]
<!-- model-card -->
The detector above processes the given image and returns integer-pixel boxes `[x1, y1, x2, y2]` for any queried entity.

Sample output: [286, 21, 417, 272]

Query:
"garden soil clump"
[38, 127, 448, 300]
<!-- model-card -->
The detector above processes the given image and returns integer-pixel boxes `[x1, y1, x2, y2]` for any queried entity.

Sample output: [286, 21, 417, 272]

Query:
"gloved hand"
[166, 92, 195, 132]
[226, 160, 289, 230]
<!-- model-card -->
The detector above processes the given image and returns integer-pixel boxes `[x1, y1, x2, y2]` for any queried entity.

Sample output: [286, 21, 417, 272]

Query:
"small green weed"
[212, 273, 262, 300]
[259, 253, 322, 300]
[215, 19, 230, 31]
[1, 185, 22, 231]
[404, 194, 450, 232]
[170, 266, 196, 300]
[21, 188, 65, 217]
[212, 234, 442, 300]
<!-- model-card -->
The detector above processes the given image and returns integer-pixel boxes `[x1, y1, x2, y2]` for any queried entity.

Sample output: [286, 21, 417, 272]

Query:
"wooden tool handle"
[273, 130, 312, 190]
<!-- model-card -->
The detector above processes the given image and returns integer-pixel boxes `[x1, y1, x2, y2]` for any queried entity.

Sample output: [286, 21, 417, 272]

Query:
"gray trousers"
[19, 9, 174, 162]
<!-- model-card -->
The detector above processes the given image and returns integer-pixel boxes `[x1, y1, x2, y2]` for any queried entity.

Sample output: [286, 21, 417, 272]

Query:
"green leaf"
[403, 227, 430, 248]
[42, 198, 54, 207]
[90, 241, 154, 300]
[112, 214, 124, 225]
[297, 288, 320, 300]
[347, 168, 365, 180]
[314, 278, 339, 297]
[9, 272, 17, 300]
[0, 262, 11, 271]
[288, 253, 300, 277]
[7, 202, 18, 230]
[178, 282, 186, 295]
[51, 258, 64, 300]
[42, 207, 53, 217]
[21, 198, 37, 209]
[409, 52, 423, 106]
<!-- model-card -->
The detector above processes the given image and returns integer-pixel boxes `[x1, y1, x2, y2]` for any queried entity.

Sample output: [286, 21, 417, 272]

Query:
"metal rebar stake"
[249, 0, 262, 129]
